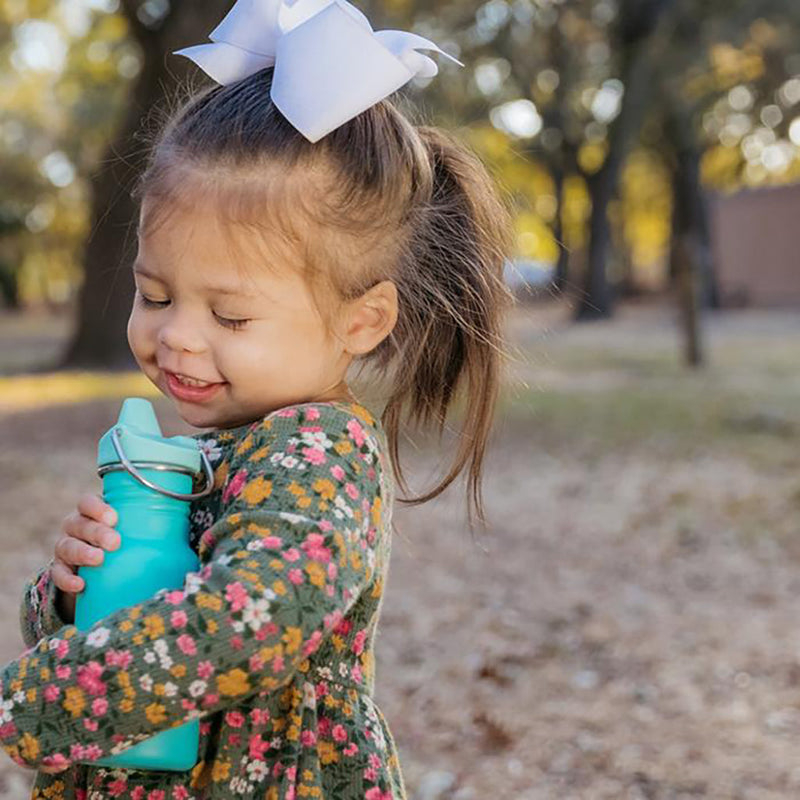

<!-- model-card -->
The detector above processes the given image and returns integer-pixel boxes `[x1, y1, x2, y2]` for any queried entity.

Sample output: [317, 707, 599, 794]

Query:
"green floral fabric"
[4, 400, 406, 800]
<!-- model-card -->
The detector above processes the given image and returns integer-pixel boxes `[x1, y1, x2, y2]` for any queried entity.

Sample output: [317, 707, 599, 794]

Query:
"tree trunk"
[575, 0, 677, 321]
[59, 1, 231, 370]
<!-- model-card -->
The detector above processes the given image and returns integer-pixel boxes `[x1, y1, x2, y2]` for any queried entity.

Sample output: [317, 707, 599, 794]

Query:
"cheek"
[127, 307, 152, 360]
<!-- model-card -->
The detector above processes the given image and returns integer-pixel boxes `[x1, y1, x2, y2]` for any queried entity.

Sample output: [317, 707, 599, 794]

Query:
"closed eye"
[136, 294, 250, 331]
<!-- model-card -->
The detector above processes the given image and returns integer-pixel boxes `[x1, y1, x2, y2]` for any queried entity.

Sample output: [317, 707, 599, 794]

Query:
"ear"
[341, 280, 398, 355]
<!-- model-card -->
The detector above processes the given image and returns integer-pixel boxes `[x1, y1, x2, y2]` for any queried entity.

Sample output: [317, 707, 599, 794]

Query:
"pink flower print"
[197, 660, 215, 679]
[82, 718, 99, 732]
[347, 419, 366, 447]
[301, 729, 317, 747]
[343, 742, 359, 756]
[92, 697, 108, 716]
[302, 445, 326, 466]
[164, 590, 185, 605]
[202, 693, 219, 708]
[223, 468, 248, 504]
[316, 682, 329, 700]
[56, 640, 69, 660]
[351, 663, 363, 684]
[226, 710, 245, 728]
[352, 629, 367, 656]
[228, 733, 241, 747]
[172, 788, 190, 800]
[105, 649, 132, 670]
[44, 684, 60, 702]
[77, 662, 106, 696]
[170, 610, 188, 629]
[176, 634, 196, 656]
[364, 766, 378, 782]
[147, 790, 166, 800]
[302, 630, 323, 657]
[283, 547, 300, 562]
[41, 752, 71, 771]
[345, 482, 359, 500]
[76, 789, 88, 799]
[250, 707, 271, 725]
[132, 787, 145, 800]
[327, 562, 338, 581]
[318, 716, 331, 737]
[272, 653, 285, 673]
[318, 519, 333, 532]
[55, 664, 71, 680]
[231, 635, 243, 650]
[250, 733, 271, 759]
[334, 617, 351, 636]
[330, 464, 345, 481]
[302, 533, 331, 562]
[305, 407, 321, 420]
[332, 724, 348, 743]
[277, 408, 297, 417]
[262, 536, 283, 549]
[365, 788, 393, 800]
[108, 779, 128, 796]
[249, 652, 264, 672]
[288, 568, 304, 585]
[369, 753, 382, 769]
[225, 581, 249, 612]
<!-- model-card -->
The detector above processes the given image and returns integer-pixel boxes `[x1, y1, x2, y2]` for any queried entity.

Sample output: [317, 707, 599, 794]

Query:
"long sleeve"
[19, 560, 71, 649]
[0, 403, 384, 771]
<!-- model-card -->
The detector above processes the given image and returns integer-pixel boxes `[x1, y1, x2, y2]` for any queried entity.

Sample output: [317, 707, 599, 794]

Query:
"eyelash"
[136, 295, 250, 331]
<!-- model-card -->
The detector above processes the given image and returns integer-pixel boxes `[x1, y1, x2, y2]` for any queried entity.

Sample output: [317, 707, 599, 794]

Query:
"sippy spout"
[117, 397, 163, 437]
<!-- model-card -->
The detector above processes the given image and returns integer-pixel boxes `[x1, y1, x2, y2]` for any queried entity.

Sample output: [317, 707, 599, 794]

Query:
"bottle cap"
[97, 397, 201, 473]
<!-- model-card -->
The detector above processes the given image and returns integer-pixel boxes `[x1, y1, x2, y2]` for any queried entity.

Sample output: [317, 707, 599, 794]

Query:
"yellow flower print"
[207, 619, 218, 634]
[269, 558, 284, 571]
[63, 686, 85, 717]
[213, 462, 228, 491]
[251, 445, 270, 461]
[313, 478, 336, 500]
[171, 664, 187, 679]
[317, 739, 339, 765]
[330, 634, 345, 652]
[371, 496, 382, 526]
[143, 614, 165, 639]
[266, 788, 278, 800]
[119, 620, 133, 633]
[217, 668, 251, 696]
[19, 732, 39, 762]
[305, 561, 326, 588]
[195, 592, 222, 611]
[145, 703, 167, 725]
[371, 577, 383, 598]
[286, 724, 299, 741]
[273, 578, 287, 596]
[247, 522, 272, 537]
[212, 759, 232, 782]
[283, 626, 302, 655]
[349, 550, 362, 572]
[129, 607, 141, 620]
[235, 433, 254, 456]
[334, 440, 353, 456]
[132, 633, 144, 646]
[241, 476, 273, 505]
[120, 698, 135, 713]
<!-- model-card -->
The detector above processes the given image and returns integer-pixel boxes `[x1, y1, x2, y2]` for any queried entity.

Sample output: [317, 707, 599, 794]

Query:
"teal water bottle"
[74, 397, 215, 771]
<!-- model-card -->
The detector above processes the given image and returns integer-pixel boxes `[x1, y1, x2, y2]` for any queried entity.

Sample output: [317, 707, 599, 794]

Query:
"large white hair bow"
[173, 0, 464, 143]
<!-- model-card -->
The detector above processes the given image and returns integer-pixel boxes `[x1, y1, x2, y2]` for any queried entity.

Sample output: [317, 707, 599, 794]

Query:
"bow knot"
[174, 0, 464, 143]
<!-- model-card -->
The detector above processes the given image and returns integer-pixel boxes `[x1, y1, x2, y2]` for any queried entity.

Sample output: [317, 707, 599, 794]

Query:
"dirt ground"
[1, 301, 800, 799]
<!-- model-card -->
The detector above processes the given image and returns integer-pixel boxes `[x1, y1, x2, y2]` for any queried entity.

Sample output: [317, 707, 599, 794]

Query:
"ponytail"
[375, 123, 516, 534]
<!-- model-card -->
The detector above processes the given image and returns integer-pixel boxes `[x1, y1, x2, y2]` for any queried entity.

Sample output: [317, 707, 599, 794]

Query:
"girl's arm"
[0, 405, 384, 770]
[18, 560, 71, 649]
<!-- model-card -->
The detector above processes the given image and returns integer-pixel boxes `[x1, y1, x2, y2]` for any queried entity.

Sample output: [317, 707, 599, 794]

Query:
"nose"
[156, 307, 207, 354]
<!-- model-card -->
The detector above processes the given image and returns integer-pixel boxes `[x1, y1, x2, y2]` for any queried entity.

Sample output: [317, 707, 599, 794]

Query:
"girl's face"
[127, 195, 353, 430]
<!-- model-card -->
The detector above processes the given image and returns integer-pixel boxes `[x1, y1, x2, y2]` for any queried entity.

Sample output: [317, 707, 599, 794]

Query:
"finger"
[63, 514, 120, 552]
[51, 559, 84, 593]
[55, 534, 105, 568]
[77, 492, 117, 526]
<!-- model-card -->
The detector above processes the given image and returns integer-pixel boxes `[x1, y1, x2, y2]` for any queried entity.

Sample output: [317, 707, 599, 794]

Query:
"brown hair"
[132, 67, 516, 534]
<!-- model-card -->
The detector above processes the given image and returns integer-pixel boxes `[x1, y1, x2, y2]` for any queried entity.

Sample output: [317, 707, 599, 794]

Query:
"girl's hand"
[53, 492, 120, 601]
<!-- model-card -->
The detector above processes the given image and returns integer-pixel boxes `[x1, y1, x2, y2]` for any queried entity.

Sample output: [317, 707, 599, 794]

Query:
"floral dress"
[3, 400, 406, 800]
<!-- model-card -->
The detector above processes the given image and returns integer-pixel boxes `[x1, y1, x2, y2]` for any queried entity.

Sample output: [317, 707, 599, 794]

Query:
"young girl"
[1, 2, 514, 797]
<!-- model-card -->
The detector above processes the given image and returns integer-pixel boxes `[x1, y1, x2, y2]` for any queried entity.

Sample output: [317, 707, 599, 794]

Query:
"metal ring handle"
[110, 427, 216, 501]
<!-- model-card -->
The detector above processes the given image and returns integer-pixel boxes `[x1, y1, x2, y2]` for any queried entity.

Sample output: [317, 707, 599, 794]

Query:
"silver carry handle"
[108, 426, 215, 501]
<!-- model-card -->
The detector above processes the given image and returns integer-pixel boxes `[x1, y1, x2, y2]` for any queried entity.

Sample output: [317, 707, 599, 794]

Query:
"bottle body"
[75, 467, 200, 771]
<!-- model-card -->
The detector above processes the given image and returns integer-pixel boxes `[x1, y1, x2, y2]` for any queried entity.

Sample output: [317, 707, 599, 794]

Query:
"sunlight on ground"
[0, 371, 157, 412]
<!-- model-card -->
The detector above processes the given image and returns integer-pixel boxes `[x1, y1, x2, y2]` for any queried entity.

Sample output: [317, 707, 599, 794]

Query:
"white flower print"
[143, 651, 156, 664]
[198, 438, 223, 463]
[188, 680, 207, 698]
[163, 681, 178, 697]
[302, 681, 317, 710]
[278, 511, 312, 525]
[86, 626, 111, 648]
[300, 430, 333, 450]
[247, 760, 269, 781]
[139, 674, 153, 692]
[242, 597, 272, 631]
[184, 572, 203, 596]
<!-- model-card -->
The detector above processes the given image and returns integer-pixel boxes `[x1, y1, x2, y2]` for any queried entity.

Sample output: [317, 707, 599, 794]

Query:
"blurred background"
[2, 0, 800, 797]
